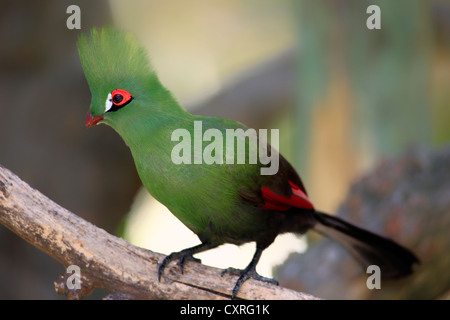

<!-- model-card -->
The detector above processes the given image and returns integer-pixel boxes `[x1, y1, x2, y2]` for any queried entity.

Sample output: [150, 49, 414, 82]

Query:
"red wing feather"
[260, 181, 314, 211]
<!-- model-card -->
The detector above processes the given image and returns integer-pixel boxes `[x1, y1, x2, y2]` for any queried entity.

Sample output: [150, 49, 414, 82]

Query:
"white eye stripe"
[105, 93, 113, 113]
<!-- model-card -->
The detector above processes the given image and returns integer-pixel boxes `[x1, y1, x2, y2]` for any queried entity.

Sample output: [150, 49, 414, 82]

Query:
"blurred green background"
[0, 0, 448, 299]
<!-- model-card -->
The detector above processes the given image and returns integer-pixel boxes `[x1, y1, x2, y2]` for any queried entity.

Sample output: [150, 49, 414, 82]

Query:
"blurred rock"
[276, 145, 450, 299]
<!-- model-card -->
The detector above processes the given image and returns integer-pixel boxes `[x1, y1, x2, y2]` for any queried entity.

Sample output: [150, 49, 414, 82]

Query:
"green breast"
[131, 116, 264, 241]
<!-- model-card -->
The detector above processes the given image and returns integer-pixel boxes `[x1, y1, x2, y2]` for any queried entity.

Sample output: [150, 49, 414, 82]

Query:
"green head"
[78, 27, 182, 129]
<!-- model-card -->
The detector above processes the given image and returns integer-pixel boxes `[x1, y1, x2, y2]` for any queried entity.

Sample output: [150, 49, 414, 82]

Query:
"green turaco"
[78, 27, 418, 298]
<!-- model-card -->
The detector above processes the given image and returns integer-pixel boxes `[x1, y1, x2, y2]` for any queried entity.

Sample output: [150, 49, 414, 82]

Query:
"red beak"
[85, 111, 104, 127]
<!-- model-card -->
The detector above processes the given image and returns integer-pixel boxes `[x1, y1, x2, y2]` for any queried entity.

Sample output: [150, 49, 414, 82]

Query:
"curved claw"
[158, 252, 201, 281]
[158, 253, 175, 281]
[157, 242, 214, 281]
[222, 266, 279, 299]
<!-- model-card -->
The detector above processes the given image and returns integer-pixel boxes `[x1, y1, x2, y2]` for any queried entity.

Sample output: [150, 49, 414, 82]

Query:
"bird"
[78, 27, 419, 299]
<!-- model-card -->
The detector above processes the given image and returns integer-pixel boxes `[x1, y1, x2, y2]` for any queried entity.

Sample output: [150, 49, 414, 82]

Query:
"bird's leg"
[158, 241, 217, 281]
[221, 244, 278, 299]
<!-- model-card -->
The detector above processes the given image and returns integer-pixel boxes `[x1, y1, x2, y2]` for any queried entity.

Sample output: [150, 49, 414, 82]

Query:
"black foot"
[221, 266, 279, 299]
[158, 251, 201, 280]
[157, 242, 216, 281]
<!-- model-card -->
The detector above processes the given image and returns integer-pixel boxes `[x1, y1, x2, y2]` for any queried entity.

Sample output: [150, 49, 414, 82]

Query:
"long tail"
[312, 211, 419, 278]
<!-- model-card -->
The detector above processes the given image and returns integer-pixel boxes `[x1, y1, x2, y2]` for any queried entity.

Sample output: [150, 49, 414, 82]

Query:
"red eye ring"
[111, 89, 132, 106]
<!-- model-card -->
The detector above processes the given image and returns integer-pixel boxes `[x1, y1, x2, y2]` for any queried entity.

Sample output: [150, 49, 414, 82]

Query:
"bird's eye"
[111, 89, 132, 106]
[112, 94, 123, 104]
[104, 89, 133, 113]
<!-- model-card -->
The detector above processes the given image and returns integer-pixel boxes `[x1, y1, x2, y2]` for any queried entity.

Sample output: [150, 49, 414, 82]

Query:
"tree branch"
[0, 164, 318, 300]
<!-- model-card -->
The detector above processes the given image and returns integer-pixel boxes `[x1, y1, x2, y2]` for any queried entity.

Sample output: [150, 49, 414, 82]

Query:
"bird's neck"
[107, 99, 194, 200]
[114, 105, 192, 151]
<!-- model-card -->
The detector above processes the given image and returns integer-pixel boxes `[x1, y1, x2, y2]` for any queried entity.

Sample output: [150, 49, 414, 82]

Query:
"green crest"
[77, 27, 155, 116]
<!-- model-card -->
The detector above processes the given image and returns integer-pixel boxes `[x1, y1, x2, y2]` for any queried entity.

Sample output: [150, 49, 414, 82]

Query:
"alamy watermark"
[66, 5, 81, 30]
[366, 265, 381, 289]
[66, 264, 81, 290]
[367, 5, 381, 30]
[171, 120, 279, 175]
[67, 5, 380, 31]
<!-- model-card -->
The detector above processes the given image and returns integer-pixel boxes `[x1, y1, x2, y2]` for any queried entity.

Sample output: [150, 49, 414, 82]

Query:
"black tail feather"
[313, 211, 419, 278]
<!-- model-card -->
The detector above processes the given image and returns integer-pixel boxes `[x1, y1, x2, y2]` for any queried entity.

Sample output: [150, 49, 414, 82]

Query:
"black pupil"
[113, 94, 123, 104]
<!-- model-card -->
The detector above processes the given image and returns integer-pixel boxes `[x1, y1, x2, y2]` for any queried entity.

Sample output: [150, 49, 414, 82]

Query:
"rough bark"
[0, 164, 318, 300]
